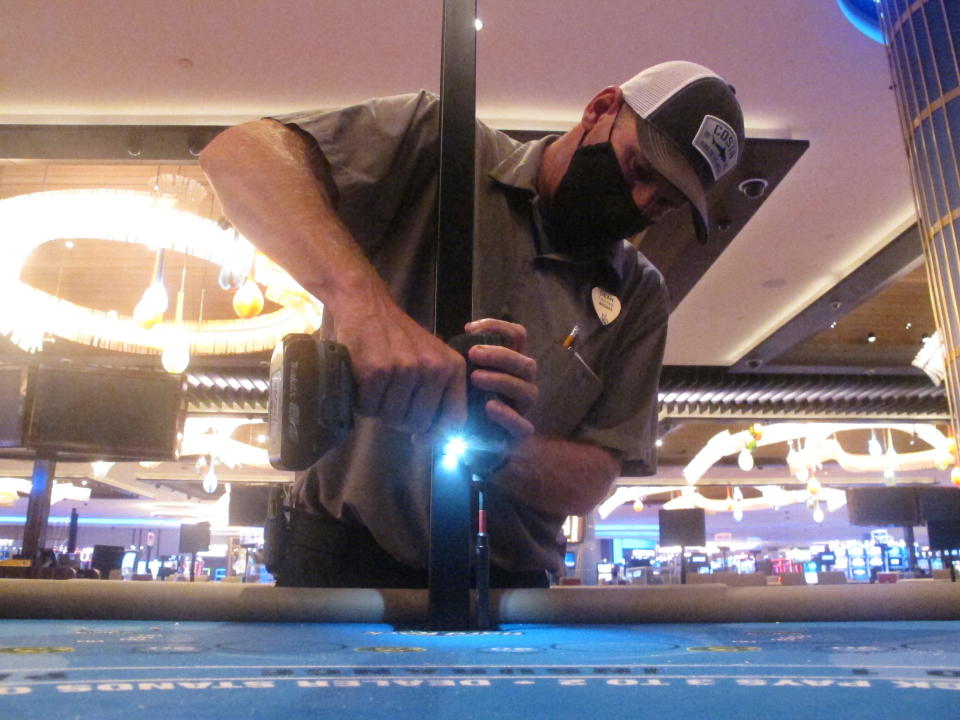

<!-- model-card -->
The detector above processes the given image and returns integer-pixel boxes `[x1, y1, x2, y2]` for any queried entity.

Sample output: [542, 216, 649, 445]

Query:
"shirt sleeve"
[271, 91, 440, 250]
[573, 262, 668, 476]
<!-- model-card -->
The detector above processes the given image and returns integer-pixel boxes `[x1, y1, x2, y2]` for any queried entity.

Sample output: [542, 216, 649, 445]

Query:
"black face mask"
[544, 137, 650, 257]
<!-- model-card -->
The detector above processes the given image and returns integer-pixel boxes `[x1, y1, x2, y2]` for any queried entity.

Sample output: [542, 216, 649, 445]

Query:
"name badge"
[591, 287, 621, 325]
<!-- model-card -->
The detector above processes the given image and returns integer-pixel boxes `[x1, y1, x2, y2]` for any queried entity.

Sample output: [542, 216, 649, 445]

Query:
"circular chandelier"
[0, 189, 323, 366]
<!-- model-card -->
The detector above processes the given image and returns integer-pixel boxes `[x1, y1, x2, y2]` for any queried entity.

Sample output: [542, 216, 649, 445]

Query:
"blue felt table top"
[1, 620, 958, 719]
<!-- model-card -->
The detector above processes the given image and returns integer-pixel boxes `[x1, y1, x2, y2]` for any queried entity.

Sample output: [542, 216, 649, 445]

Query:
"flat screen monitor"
[0, 365, 185, 461]
[179, 522, 211, 554]
[91, 544, 125, 579]
[919, 487, 960, 523]
[228, 485, 273, 527]
[928, 521, 960, 551]
[846, 487, 921, 526]
[659, 508, 706, 547]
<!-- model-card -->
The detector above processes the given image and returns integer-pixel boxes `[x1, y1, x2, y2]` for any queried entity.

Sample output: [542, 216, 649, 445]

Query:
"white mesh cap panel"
[620, 61, 720, 118]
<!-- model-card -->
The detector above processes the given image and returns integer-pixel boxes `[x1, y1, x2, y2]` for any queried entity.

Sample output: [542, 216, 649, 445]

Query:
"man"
[199, 60, 744, 588]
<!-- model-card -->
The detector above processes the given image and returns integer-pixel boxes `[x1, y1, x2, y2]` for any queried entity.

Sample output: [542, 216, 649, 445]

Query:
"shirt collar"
[489, 134, 555, 194]
[489, 134, 629, 293]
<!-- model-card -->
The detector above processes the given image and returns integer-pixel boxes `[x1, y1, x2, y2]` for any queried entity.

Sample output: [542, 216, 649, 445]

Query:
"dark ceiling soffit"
[0, 125, 228, 162]
[0, 125, 550, 163]
[658, 365, 947, 419]
[730, 223, 924, 374]
[640, 137, 810, 312]
[181, 364, 946, 418]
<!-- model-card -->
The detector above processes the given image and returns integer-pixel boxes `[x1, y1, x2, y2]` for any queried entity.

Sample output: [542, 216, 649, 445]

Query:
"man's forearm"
[492, 435, 621, 517]
[199, 119, 469, 435]
[198, 119, 384, 316]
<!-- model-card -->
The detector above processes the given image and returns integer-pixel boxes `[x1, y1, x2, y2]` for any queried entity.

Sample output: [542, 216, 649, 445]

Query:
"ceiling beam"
[731, 223, 924, 374]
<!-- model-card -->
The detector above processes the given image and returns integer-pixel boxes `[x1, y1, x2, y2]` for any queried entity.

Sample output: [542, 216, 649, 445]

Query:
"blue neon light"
[837, 0, 884, 44]
[595, 523, 660, 540]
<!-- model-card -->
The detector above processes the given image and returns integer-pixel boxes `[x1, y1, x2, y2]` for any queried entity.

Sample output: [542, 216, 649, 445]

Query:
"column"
[878, 0, 960, 436]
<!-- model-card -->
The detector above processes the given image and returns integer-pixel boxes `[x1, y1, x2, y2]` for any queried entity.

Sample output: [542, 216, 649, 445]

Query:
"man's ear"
[580, 86, 624, 131]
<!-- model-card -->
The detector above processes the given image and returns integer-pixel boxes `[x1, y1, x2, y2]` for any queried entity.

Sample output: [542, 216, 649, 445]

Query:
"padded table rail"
[1, 580, 958, 624]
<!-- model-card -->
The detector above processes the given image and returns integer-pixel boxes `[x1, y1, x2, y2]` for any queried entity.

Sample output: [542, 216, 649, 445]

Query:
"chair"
[719, 573, 767, 587]
[778, 572, 807, 586]
[684, 573, 719, 585]
[0, 565, 30, 579]
[817, 571, 847, 585]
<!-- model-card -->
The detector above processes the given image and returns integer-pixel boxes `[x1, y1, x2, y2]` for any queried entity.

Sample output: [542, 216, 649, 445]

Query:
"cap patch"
[692, 114, 739, 181]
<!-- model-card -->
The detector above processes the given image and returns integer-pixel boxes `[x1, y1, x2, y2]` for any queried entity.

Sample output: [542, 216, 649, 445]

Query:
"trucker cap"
[620, 61, 745, 242]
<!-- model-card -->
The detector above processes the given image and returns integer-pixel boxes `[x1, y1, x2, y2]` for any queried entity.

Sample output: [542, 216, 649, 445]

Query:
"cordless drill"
[267, 332, 508, 471]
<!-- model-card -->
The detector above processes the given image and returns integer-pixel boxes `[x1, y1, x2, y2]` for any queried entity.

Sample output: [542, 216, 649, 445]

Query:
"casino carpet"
[0, 620, 958, 719]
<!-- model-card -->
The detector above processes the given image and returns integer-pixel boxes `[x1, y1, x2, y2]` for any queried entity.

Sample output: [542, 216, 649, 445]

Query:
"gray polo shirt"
[275, 91, 667, 573]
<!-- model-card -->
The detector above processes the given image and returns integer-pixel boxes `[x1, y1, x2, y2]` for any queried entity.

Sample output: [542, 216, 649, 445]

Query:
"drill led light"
[444, 436, 468, 457]
[440, 435, 469, 472]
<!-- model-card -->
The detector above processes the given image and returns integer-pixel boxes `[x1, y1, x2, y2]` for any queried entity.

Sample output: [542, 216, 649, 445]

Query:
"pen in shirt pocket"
[561, 324, 599, 380]
[562, 324, 580, 350]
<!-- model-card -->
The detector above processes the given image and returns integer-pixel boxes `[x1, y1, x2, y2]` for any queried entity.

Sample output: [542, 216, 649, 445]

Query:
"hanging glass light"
[202, 458, 218, 494]
[233, 252, 264, 319]
[732, 485, 744, 522]
[161, 261, 191, 374]
[219, 227, 247, 290]
[133, 248, 168, 329]
[812, 502, 825, 524]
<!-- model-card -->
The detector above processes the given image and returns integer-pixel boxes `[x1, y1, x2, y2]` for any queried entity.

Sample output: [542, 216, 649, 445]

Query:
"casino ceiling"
[0, 2, 951, 519]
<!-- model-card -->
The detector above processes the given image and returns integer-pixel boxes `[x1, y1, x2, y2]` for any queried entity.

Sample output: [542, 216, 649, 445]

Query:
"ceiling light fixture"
[682, 422, 955, 486]
[0, 189, 323, 356]
[598, 484, 848, 520]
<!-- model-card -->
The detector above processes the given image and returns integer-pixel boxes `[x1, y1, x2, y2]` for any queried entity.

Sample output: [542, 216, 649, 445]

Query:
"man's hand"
[464, 318, 538, 444]
[334, 290, 468, 438]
